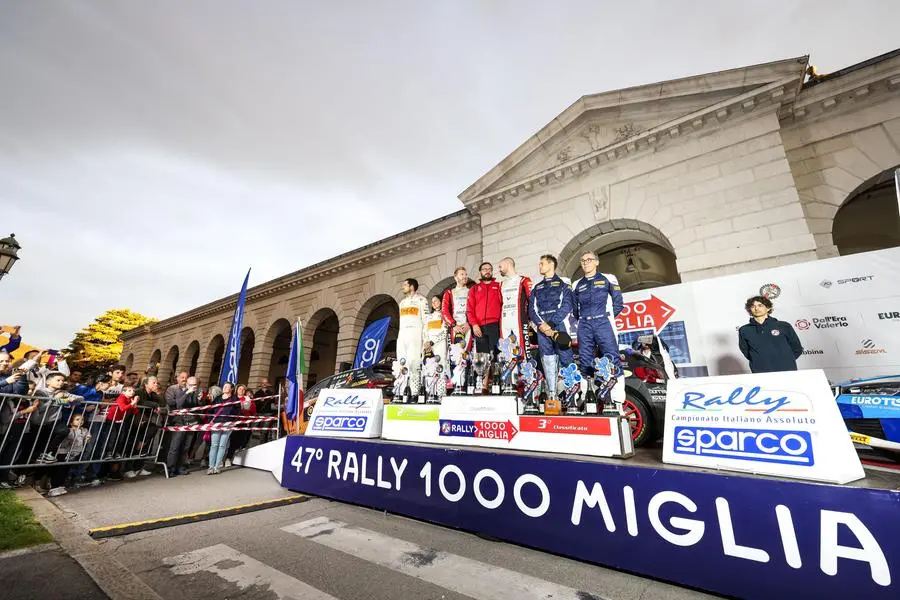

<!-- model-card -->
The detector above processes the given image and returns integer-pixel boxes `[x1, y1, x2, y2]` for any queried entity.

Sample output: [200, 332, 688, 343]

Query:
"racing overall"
[424, 310, 448, 368]
[397, 293, 429, 376]
[500, 273, 533, 357]
[528, 274, 574, 396]
[572, 272, 625, 404]
[441, 286, 472, 353]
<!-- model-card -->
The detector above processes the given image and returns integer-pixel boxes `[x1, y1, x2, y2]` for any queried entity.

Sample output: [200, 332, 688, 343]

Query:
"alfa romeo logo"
[759, 283, 781, 299]
[441, 422, 451, 434]
[820, 280, 833, 289]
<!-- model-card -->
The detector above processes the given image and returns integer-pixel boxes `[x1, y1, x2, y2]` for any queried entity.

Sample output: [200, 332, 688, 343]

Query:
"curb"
[15, 488, 163, 600]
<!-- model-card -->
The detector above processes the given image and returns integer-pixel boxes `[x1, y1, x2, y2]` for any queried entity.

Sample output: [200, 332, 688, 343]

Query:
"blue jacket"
[573, 273, 624, 319]
[529, 274, 574, 329]
[738, 317, 803, 373]
[0, 335, 21, 354]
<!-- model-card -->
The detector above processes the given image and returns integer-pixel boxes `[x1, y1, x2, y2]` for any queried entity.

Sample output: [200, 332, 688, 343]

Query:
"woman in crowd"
[225, 384, 256, 467]
[206, 383, 236, 474]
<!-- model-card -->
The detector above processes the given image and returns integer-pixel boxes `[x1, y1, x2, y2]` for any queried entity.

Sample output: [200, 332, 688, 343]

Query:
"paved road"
[2, 546, 109, 600]
[51, 467, 721, 600]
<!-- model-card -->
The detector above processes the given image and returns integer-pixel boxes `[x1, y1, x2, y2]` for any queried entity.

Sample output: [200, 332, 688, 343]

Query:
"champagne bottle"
[418, 368, 426, 404]
[465, 359, 474, 396]
[404, 378, 412, 404]
[490, 355, 501, 395]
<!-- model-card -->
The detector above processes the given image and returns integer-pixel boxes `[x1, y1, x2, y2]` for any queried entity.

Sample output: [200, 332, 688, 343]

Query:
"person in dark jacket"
[207, 382, 237, 474]
[1, 350, 30, 485]
[738, 296, 803, 373]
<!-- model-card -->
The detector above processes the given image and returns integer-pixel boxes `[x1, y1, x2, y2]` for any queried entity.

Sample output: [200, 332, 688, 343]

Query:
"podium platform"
[278, 434, 900, 600]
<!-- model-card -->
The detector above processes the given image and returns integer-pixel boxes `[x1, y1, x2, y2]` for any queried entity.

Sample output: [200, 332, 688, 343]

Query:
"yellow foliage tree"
[67, 309, 157, 372]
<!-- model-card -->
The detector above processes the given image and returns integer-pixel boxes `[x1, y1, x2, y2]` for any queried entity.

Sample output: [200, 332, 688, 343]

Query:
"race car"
[618, 334, 677, 447]
[295, 363, 395, 434]
[834, 374, 900, 459]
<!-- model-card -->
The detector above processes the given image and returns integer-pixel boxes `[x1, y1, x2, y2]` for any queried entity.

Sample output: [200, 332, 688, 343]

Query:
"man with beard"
[467, 262, 503, 355]
[397, 278, 429, 381]
[529, 254, 575, 398]
[498, 257, 533, 357]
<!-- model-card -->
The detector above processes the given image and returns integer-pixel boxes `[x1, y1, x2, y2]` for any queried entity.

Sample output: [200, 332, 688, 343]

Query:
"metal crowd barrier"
[0, 392, 165, 472]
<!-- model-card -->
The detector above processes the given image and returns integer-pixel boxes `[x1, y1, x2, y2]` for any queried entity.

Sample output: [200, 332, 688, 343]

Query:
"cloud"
[1, 0, 898, 348]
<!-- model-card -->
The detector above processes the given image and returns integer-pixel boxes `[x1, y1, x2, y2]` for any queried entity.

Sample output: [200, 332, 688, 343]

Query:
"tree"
[67, 309, 157, 372]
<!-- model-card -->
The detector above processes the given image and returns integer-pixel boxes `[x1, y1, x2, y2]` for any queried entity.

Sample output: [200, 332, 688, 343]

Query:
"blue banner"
[219, 269, 250, 387]
[353, 317, 391, 369]
[282, 436, 899, 599]
[285, 322, 302, 421]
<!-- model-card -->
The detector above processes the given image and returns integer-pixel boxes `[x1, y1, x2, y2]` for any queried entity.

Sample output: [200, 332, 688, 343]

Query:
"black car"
[620, 334, 676, 447]
[299, 363, 395, 429]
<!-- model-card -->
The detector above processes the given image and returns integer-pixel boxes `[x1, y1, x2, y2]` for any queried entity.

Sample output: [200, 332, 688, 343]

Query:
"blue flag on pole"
[285, 319, 303, 421]
[219, 268, 251, 387]
[353, 316, 391, 369]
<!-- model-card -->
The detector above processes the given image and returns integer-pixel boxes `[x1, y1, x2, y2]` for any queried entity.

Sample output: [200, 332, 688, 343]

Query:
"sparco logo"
[856, 339, 886, 355]
[759, 283, 781, 299]
[877, 311, 900, 321]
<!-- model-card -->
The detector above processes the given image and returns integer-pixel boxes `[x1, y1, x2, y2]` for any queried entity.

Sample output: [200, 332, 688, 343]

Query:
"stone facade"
[121, 50, 900, 389]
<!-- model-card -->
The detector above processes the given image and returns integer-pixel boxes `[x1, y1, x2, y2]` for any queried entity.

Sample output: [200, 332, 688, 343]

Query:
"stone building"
[120, 50, 900, 390]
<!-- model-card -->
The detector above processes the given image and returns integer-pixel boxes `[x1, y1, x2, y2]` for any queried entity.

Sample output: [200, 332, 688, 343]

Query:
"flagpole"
[295, 318, 304, 434]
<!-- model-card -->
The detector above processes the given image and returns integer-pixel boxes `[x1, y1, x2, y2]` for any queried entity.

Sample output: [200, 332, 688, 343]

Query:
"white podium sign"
[662, 370, 864, 483]
[306, 388, 384, 439]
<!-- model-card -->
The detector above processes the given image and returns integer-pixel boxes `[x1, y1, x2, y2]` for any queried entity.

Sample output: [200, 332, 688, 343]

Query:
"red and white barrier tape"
[169, 394, 278, 416]
[163, 423, 278, 432]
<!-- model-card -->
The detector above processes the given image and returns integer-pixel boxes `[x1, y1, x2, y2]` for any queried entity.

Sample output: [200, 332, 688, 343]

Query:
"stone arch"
[425, 276, 455, 305]
[237, 327, 256, 385]
[123, 353, 134, 372]
[831, 165, 900, 256]
[205, 334, 226, 387]
[558, 220, 680, 292]
[357, 294, 400, 362]
[159, 344, 180, 388]
[147, 349, 162, 376]
[183, 341, 201, 376]
[307, 308, 340, 387]
[265, 318, 294, 387]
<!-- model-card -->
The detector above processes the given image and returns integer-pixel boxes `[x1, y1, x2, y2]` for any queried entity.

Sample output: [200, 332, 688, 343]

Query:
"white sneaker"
[48, 486, 68, 497]
[138, 469, 153, 476]
[224, 459, 232, 468]
[123, 471, 137, 479]
[90, 479, 102, 487]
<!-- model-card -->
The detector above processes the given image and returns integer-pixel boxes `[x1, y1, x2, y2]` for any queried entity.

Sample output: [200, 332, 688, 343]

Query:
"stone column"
[195, 354, 214, 390]
[333, 315, 366, 374]
[248, 347, 273, 388]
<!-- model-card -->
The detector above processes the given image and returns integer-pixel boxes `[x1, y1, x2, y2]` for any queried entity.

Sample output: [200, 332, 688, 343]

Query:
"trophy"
[472, 353, 488, 395]
[410, 364, 424, 404]
[520, 360, 542, 415]
[432, 362, 449, 403]
[423, 357, 439, 402]
[558, 363, 584, 415]
[391, 358, 408, 403]
[593, 355, 620, 416]
[497, 333, 521, 396]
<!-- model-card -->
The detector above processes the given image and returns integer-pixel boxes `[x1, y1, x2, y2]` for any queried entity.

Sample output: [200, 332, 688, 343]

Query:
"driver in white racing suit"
[424, 295, 448, 367]
[397, 278, 429, 377]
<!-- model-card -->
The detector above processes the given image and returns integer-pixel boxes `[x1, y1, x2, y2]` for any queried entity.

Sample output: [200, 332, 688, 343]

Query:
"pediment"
[460, 56, 808, 204]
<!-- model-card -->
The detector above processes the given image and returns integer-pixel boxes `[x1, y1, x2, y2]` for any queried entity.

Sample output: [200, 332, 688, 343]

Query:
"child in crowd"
[102, 384, 138, 458]
[47, 413, 92, 497]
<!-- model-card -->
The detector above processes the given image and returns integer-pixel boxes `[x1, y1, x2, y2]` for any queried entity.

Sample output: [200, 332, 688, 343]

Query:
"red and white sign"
[519, 416, 611, 436]
[615, 295, 676, 333]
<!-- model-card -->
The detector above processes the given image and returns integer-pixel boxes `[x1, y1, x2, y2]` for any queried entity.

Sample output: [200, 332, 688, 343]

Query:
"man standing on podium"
[529, 254, 574, 399]
[572, 251, 625, 406]
[498, 257, 533, 358]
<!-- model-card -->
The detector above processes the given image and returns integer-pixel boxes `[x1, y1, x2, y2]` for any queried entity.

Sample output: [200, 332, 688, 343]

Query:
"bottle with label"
[418, 368, 426, 404]
[404, 378, 412, 404]
[465, 359, 475, 396]
[490, 355, 501, 395]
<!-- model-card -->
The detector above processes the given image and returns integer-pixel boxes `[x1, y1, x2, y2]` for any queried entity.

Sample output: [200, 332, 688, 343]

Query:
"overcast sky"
[1, 1, 897, 349]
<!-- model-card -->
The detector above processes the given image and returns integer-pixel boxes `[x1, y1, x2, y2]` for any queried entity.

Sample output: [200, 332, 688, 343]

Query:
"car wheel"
[622, 393, 653, 447]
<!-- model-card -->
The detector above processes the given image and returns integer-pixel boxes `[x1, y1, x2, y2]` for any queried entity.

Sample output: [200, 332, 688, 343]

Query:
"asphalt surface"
[50, 467, 722, 600]
[2, 546, 109, 600]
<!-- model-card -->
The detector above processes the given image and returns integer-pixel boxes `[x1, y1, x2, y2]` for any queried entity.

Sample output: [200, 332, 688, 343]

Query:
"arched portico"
[832, 166, 900, 256]
[558, 220, 681, 292]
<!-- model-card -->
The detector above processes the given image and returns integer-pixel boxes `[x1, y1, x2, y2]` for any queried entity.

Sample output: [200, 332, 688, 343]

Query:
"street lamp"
[0, 234, 21, 282]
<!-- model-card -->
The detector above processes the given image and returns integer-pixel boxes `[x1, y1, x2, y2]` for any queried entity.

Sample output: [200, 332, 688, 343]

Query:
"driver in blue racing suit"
[528, 254, 574, 397]
[572, 251, 624, 379]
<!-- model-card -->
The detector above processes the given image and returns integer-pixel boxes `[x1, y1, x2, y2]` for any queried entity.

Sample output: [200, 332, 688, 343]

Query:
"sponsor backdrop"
[281, 436, 899, 600]
[617, 247, 900, 382]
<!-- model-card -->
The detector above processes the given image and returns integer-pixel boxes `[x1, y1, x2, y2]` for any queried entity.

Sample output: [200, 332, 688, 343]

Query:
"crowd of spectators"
[0, 328, 280, 497]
